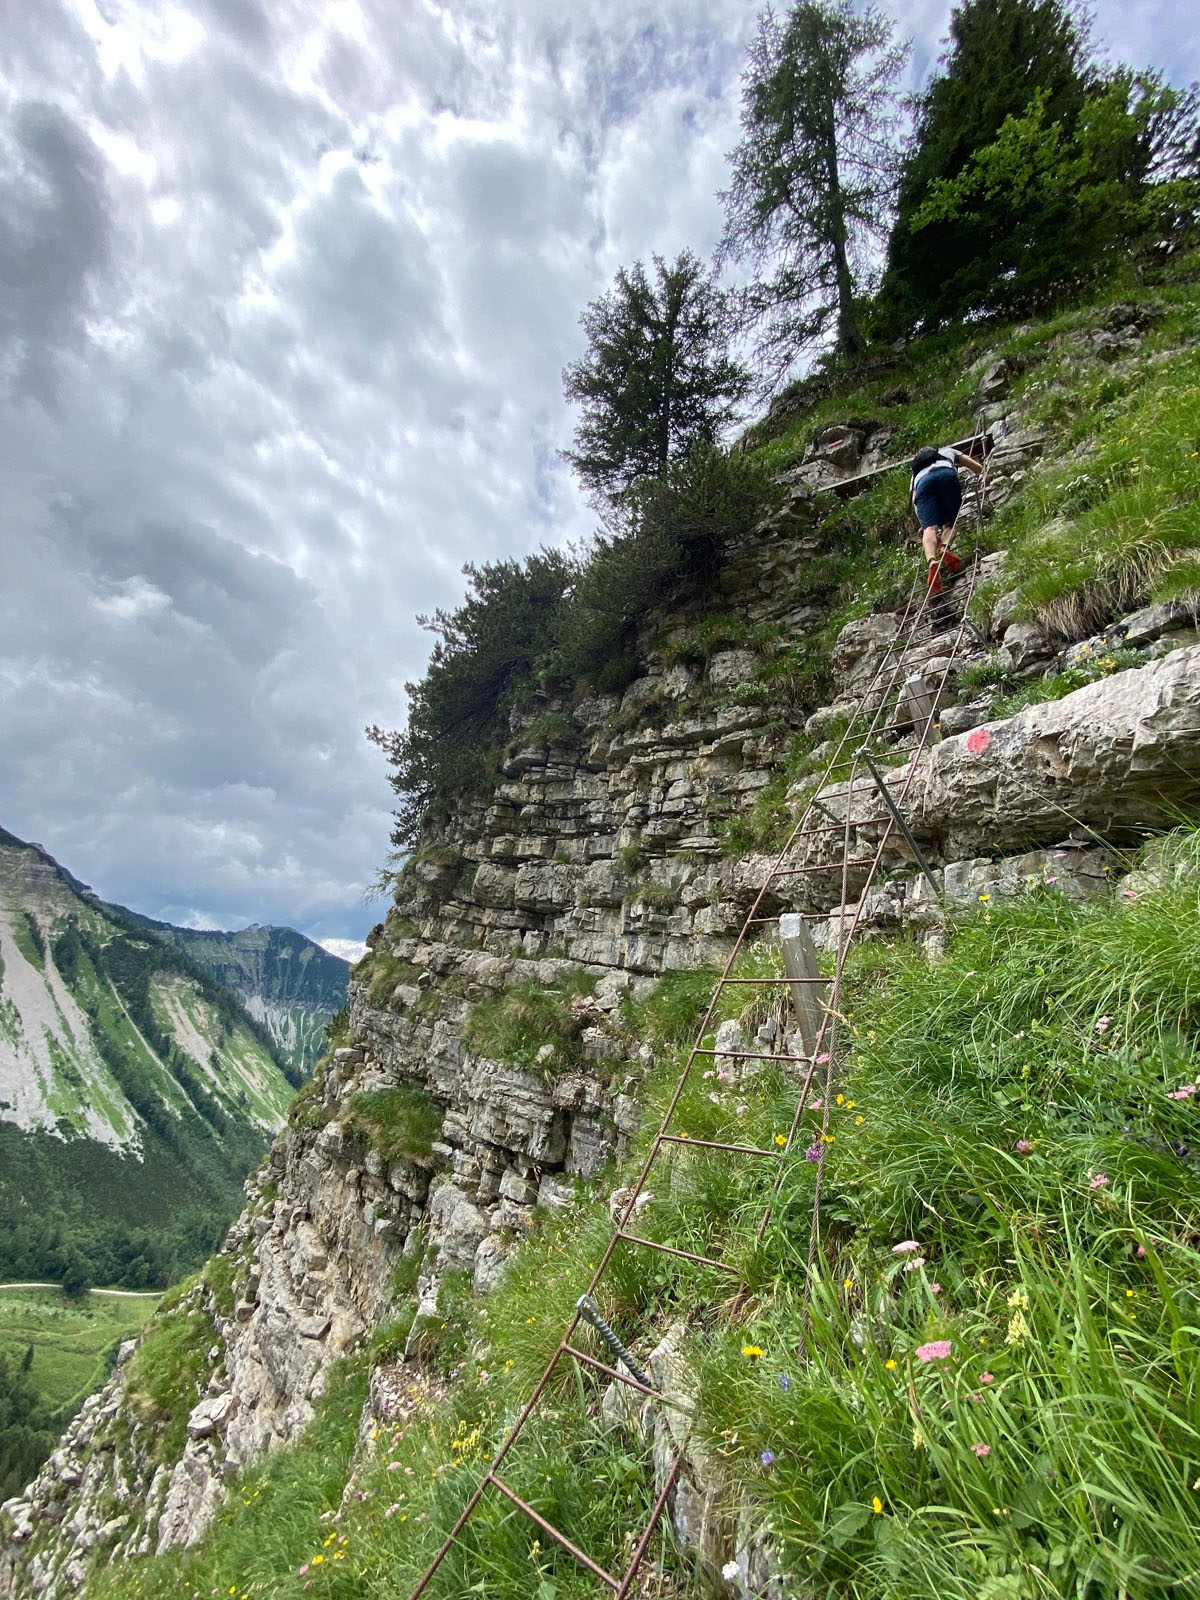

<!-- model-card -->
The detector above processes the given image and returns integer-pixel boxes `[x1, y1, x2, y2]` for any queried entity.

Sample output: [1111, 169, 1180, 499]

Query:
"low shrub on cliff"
[362, 950, 422, 1009]
[462, 973, 597, 1075]
[341, 1085, 444, 1167]
[124, 1283, 216, 1464]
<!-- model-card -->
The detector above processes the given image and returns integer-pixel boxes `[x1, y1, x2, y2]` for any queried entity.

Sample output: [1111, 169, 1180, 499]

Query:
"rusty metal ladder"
[409, 456, 992, 1599]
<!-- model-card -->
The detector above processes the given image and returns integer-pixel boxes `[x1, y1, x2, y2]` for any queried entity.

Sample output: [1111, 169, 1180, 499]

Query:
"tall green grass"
[984, 288, 1200, 638]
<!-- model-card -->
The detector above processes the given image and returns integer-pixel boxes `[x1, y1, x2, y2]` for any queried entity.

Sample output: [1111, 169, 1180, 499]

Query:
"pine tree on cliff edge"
[719, 0, 908, 384]
[561, 250, 750, 503]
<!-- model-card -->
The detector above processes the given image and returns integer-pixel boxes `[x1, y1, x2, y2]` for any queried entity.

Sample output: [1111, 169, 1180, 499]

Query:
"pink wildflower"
[1136, 1243, 1147, 1259]
[971, 1443, 991, 1458]
[1089, 1173, 1110, 1190]
[1015, 1139, 1032, 1154]
[815, 1053, 831, 1064]
[903, 1256, 926, 1272]
[930, 1282, 943, 1295]
[1095, 1016, 1112, 1034]
[1168, 1084, 1197, 1101]
[892, 1240, 922, 1254]
[915, 1339, 953, 1363]
[979, 1372, 994, 1384]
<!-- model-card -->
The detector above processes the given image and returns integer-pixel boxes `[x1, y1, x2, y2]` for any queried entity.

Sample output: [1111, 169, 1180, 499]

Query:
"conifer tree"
[878, 0, 1090, 331]
[561, 251, 750, 501]
[718, 0, 908, 382]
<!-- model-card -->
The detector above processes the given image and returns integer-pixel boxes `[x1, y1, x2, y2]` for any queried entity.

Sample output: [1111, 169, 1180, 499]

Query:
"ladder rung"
[802, 813, 890, 835]
[745, 911, 825, 924]
[487, 1474, 620, 1590]
[563, 1344, 691, 1410]
[660, 1134, 780, 1156]
[769, 861, 865, 879]
[693, 1047, 823, 1064]
[614, 1231, 741, 1274]
[717, 975, 828, 985]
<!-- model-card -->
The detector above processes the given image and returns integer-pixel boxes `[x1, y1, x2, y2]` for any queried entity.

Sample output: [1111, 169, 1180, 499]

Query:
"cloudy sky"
[1, 0, 1195, 952]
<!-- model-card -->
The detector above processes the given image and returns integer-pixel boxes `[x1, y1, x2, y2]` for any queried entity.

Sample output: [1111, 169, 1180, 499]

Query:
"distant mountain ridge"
[2, 830, 351, 1080]
[0, 826, 301, 1291]
[109, 917, 349, 1079]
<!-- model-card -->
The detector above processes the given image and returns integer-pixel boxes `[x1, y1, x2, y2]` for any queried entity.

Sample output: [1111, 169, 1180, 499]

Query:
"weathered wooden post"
[779, 913, 829, 1059]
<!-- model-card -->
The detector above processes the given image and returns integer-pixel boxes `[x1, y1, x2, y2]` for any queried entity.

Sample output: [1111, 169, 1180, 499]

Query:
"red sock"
[927, 560, 943, 596]
[942, 549, 964, 575]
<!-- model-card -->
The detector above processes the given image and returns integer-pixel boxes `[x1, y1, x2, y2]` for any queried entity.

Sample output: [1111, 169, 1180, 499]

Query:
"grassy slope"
[81, 268, 1200, 1600]
[746, 253, 1200, 639]
[0, 1288, 159, 1418]
[84, 828, 1200, 1600]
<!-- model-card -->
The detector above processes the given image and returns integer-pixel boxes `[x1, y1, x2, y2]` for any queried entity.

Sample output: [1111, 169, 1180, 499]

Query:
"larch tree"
[718, 0, 908, 384]
[561, 250, 750, 502]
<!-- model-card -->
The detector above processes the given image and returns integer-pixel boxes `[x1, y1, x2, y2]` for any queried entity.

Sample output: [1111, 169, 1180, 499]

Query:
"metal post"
[779, 913, 829, 1058]
[858, 749, 939, 896]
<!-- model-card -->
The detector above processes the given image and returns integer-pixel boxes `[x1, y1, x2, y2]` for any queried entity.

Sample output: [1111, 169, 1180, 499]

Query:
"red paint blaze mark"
[966, 728, 991, 754]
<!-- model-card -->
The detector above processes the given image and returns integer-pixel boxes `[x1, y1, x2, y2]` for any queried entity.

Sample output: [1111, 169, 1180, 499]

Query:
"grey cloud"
[0, 0, 98, 98]
[279, 164, 449, 383]
[0, 99, 113, 395]
[192, 0, 274, 55]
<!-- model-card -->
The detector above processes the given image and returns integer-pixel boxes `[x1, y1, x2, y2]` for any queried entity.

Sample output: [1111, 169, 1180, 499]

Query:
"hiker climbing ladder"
[409, 442, 994, 1598]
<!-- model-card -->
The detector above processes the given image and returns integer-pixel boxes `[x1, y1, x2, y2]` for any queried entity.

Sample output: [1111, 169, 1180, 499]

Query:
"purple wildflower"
[760, 1450, 776, 1468]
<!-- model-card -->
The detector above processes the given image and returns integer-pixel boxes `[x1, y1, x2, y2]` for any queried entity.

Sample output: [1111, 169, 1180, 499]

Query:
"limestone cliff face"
[6, 379, 1200, 1597]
